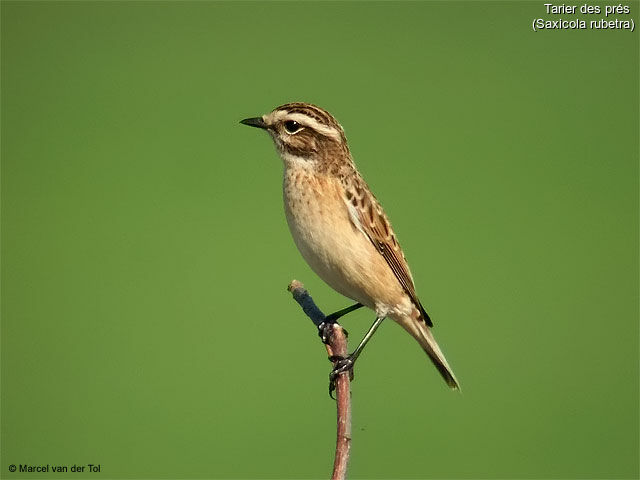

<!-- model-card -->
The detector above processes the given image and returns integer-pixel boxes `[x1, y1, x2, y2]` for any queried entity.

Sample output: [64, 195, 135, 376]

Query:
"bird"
[240, 102, 459, 390]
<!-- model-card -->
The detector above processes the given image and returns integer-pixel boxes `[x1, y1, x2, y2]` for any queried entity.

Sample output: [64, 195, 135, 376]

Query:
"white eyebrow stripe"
[271, 110, 341, 140]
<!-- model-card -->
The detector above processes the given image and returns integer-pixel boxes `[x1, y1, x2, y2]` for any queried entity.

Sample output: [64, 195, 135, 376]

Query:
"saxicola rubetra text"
[241, 102, 459, 390]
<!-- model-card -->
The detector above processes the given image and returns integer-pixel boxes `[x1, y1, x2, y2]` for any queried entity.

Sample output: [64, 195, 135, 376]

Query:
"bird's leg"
[329, 315, 386, 397]
[326, 302, 363, 323]
[317, 303, 363, 344]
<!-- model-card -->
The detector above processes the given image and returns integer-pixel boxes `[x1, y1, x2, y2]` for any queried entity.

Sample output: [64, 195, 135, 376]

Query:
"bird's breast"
[282, 168, 407, 313]
[283, 170, 354, 280]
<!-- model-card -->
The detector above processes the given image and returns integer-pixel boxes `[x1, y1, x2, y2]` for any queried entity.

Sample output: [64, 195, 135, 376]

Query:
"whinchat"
[241, 103, 459, 390]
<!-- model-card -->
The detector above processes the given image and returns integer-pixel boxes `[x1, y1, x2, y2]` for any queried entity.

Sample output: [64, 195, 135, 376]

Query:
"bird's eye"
[284, 120, 301, 134]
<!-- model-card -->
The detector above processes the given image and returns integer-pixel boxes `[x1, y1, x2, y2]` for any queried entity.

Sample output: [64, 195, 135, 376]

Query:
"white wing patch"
[344, 196, 367, 236]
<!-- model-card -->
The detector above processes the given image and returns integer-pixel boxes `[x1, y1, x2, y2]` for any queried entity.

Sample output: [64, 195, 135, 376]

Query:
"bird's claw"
[318, 322, 349, 345]
[317, 321, 334, 344]
[328, 355, 355, 398]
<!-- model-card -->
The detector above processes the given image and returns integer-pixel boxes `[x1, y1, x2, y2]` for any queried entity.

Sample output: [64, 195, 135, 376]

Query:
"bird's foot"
[317, 321, 349, 345]
[317, 322, 334, 344]
[328, 355, 355, 398]
[318, 304, 361, 344]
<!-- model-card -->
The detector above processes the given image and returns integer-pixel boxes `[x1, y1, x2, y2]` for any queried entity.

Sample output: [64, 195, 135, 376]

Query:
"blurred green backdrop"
[2, 1, 638, 479]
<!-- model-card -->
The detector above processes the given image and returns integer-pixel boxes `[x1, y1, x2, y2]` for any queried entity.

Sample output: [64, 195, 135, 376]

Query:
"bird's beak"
[240, 116, 267, 130]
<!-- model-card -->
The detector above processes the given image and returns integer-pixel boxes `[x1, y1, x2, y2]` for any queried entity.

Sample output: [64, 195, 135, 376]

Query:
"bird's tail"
[397, 314, 460, 390]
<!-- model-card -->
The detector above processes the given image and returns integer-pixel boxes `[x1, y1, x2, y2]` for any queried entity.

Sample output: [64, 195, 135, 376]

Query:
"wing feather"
[343, 175, 433, 326]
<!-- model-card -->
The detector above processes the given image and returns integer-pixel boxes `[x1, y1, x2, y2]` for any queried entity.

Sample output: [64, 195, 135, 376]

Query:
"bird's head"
[240, 102, 351, 168]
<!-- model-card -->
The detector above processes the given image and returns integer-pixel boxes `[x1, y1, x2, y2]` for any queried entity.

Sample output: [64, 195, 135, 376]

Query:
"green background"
[2, 1, 638, 479]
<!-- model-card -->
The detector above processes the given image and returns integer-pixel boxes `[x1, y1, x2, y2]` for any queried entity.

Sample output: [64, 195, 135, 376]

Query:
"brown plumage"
[241, 102, 459, 389]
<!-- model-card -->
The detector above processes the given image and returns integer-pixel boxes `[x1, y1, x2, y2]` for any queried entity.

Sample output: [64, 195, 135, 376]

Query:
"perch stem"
[287, 280, 352, 480]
